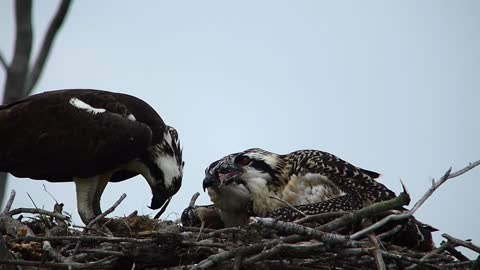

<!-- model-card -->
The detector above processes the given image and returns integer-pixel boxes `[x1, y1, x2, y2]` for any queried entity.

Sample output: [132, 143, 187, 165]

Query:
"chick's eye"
[237, 156, 251, 166]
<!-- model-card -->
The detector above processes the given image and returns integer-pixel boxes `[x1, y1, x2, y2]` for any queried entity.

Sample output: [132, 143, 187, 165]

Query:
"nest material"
[0, 198, 479, 270]
[1, 161, 480, 269]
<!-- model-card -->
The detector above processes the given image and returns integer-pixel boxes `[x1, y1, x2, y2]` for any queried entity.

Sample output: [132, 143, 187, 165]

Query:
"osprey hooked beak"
[202, 162, 243, 190]
[149, 183, 172, 210]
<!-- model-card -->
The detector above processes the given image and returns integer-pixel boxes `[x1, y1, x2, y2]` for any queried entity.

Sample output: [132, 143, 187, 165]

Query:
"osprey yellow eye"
[238, 156, 251, 166]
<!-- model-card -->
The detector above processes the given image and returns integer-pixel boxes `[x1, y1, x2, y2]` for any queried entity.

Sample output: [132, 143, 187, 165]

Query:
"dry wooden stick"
[294, 211, 346, 224]
[318, 191, 410, 233]
[73, 193, 126, 254]
[442, 233, 480, 254]
[1, 190, 16, 214]
[368, 233, 386, 270]
[351, 160, 480, 240]
[270, 195, 307, 217]
[0, 255, 117, 269]
[7, 207, 69, 221]
[251, 217, 354, 246]
[15, 235, 158, 244]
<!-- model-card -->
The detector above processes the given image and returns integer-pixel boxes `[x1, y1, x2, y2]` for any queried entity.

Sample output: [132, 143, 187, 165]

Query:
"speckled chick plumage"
[204, 148, 396, 224]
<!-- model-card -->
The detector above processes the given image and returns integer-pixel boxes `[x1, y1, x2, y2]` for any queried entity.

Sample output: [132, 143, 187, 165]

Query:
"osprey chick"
[203, 148, 394, 226]
[0, 89, 184, 224]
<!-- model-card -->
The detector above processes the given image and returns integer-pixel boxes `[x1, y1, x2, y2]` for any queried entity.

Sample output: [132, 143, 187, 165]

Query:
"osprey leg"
[92, 175, 111, 216]
[74, 176, 103, 224]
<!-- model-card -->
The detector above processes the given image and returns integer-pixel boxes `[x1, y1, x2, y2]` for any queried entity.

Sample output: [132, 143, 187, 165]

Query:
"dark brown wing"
[286, 150, 395, 202]
[0, 89, 158, 182]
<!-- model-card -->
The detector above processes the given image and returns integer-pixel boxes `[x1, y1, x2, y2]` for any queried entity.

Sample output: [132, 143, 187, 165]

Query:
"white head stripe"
[156, 155, 181, 188]
[69, 98, 106, 114]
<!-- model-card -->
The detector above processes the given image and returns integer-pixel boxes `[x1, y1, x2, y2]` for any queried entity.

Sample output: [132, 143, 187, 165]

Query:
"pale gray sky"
[1, 0, 479, 256]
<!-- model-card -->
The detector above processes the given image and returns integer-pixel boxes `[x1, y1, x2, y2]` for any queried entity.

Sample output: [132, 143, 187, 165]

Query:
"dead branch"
[351, 160, 480, 240]
[4, 0, 33, 102]
[154, 197, 172, 219]
[189, 192, 201, 207]
[73, 193, 126, 254]
[368, 233, 386, 270]
[442, 234, 480, 254]
[1, 190, 16, 214]
[0, 256, 117, 269]
[25, 0, 72, 93]
[194, 240, 282, 270]
[318, 191, 410, 232]
[251, 217, 354, 246]
[294, 211, 346, 224]
[0, 51, 7, 71]
[86, 193, 127, 229]
[269, 195, 307, 217]
[7, 207, 69, 221]
[14, 235, 158, 244]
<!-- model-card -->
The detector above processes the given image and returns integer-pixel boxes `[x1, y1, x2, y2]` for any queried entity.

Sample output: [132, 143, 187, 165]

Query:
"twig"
[25, 0, 72, 93]
[6, 0, 33, 100]
[26, 192, 38, 209]
[7, 207, 69, 221]
[368, 233, 386, 270]
[351, 161, 480, 240]
[194, 240, 282, 270]
[243, 242, 327, 265]
[43, 184, 58, 204]
[269, 196, 307, 217]
[204, 227, 244, 238]
[1, 190, 16, 214]
[0, 50, 8, 70]
[445, 246, 470, 262]
[380, 250, 443, 270]
[0, 256, 117, 269]
[318, 191, 410, 232]
[251, 217, 354, 246]
[154, 197, 172, 219]
[294, 211, 346, 224]
[73, 193, 126, 254]
[442, 234, 480, 254]
[15, 235, 158, 244]
[189, 192, 200, 207]
[86, 193, 127, 229]
[377, 225, 403, 240]
[79, 248, 124, 257]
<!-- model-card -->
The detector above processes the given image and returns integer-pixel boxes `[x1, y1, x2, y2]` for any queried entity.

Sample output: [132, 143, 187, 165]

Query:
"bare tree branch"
[318, 191, 410, 233]
[442, 234, 480, 254]
[294, 211, 346, 224]
[0, 0, 72, 209]
[25, 0, 72, 93]
[1, 190, 16, 214]
[0, 51, 8, 71]
[73, 193, 127, 254]
[7, 207, 69, 221]
[269, 195, 307, 217]
[4, 0, 33, 103]
[351, 160, 480, 240]
[368, 233, 386, 270]
[251, 217, 354, 246]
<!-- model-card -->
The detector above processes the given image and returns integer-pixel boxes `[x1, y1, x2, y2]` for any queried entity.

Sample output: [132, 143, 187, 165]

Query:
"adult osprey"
[0, 89, 184, 224]
[202, 148, 395, 226]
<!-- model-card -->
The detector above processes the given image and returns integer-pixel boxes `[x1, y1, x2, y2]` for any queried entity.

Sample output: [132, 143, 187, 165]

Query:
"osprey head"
[146, 126, 184, 210]
[202, 153, 251, 218]
[203, 148, 281, 189]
